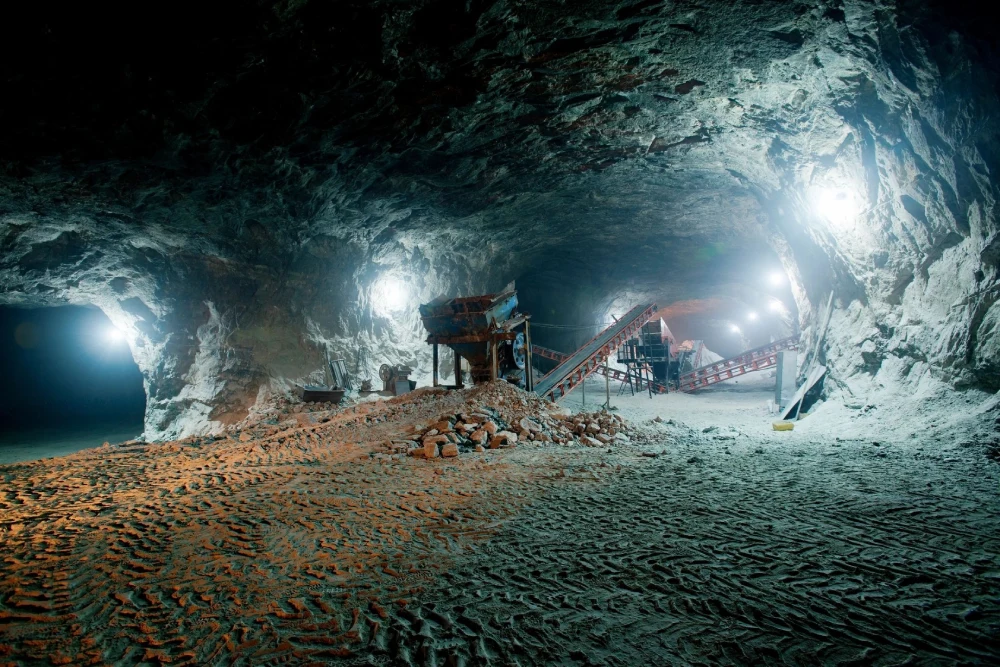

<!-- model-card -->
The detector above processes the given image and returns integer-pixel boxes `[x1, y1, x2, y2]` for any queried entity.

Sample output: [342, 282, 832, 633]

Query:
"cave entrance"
[0, 305, 145, 463]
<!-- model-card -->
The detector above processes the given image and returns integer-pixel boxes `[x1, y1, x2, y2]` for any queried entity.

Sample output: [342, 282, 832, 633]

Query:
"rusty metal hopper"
[419, 289, 519, 369]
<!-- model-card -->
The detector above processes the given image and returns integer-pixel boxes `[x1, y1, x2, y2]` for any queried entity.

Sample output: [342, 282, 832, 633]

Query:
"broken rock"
[490, 431, 518, 448]
[519, 417, 542, 433]
[440, 443, 459, 457]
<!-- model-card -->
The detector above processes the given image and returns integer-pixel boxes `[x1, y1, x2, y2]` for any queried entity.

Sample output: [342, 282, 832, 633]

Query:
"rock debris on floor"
[1, 381, 998, 666]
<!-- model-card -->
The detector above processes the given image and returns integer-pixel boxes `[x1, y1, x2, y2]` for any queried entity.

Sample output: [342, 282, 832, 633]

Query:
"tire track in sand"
[376, 439, 1000, 665]
[0, 386, 607, 666]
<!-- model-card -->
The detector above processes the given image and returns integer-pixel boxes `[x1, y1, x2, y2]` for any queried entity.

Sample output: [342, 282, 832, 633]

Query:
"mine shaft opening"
[0, 305, 145, 463]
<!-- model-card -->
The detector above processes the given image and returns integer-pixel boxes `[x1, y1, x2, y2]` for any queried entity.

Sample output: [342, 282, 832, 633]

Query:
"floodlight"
[373, 276, 409, 315]
[812, 187, 857, 227]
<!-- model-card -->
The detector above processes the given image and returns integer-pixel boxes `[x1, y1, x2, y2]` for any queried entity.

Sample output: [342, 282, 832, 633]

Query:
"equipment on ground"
[774, 350, 798, 410]
[355, 345, 373, 389]
[379, 364, 416, 395]
[532, 344, 669, 395]
[675, 340, 707, 378]
[616, 317, 675, 394]
[299, 386, 345, 404]
[326, 352, 352, 391]
[419, 283, 534, 390]
[535, 330, 800, 398]
[299, 349, 352, 404]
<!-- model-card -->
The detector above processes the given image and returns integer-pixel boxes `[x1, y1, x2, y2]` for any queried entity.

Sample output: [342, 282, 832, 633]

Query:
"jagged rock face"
[1, 0, 997, 437]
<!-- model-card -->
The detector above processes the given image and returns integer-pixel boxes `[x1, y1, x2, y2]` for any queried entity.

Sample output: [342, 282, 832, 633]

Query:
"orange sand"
[0, 385, 582, 665]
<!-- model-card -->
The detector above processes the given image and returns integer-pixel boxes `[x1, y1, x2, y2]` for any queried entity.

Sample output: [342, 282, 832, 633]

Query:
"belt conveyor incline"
[532, 344, 669, 394]
[677, 335, 800, 392]
[533, 304, 655, 401]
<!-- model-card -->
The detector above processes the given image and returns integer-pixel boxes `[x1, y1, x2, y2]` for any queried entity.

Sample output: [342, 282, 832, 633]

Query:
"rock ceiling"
[1, 0, 997, 436]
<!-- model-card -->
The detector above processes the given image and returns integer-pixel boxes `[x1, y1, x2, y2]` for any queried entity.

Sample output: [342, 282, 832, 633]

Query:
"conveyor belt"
[532, 345, 669, 394]
[533, 304, 655, 400]
[678, 335, 799, 392]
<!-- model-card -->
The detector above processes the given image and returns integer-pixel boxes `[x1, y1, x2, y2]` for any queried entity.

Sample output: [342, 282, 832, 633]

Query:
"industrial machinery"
[616, 317, 675, 391]
[379, 364, 416, 395]
[678, 335, 799, 392]
[298, 350, 350, 404]
[418, 284, 534, 389]
[355, 345, 373, 392]
[675, 340, 707, 376]
[532, 303, 656, 400]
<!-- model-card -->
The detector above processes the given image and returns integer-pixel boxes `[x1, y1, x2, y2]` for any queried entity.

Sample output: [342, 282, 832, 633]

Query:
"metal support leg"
[454, 351, 463, 389]
[603, 355, 611, 409]
[524, 322, 533, 392]
[433, 344, 439, 388]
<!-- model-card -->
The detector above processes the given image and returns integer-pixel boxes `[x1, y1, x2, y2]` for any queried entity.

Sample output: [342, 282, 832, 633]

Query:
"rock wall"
[756, 2, 1000, 405]
[1, 0, 998, 438]
[0, 209, 510, 438]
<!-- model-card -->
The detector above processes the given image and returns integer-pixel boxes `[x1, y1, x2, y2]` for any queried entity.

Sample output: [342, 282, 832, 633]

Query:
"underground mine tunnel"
[0, 0, 998, 664]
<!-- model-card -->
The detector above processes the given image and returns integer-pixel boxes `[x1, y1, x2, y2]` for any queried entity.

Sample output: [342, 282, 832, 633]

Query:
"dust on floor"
[0, 383, 634, 665]
[1, 380, 998, 666]
[391, 425, 1000, 665]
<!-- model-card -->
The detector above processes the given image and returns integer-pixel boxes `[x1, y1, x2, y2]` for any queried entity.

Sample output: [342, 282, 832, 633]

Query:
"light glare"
[747, 311, 758, 322]
[813, 187, 857, 227]
[729, 323, 741, 334]
[769, 299, 787, 314]
[106, 327, 125, 343]
[769, 271, 785, 287]
[373, 276, 409, 315]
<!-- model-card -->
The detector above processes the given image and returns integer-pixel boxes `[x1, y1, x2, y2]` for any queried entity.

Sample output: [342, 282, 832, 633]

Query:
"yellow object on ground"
[772, 421, 794, 431]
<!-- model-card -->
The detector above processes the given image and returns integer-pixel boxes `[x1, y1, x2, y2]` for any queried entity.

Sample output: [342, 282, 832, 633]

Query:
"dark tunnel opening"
[0, 305, 145, 463]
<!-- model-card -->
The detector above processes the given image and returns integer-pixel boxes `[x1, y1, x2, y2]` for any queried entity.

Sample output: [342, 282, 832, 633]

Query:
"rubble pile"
[214, 381, 635, 462]
[387, 382, 633, 459]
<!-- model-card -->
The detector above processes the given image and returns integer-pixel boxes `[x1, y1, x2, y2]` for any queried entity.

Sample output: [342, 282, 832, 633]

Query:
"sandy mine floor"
[1, 379, 999, 665]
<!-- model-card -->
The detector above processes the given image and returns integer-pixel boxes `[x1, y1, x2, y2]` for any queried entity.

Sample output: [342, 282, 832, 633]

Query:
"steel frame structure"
[677, 335, 800, 392]
[532, 304, 656, 401]
[532, 345, 669, 394]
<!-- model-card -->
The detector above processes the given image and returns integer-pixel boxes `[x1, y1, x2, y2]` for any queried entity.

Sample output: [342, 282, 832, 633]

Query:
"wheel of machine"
[510, 332, 526, 369]
[494, 332, 527, 387]
[379, 364, 393, 391]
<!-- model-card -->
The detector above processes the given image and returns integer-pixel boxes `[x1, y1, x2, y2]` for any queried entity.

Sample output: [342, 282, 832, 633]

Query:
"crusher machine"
[616, 316, 677, 391]
[418, 284, 534, 390]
